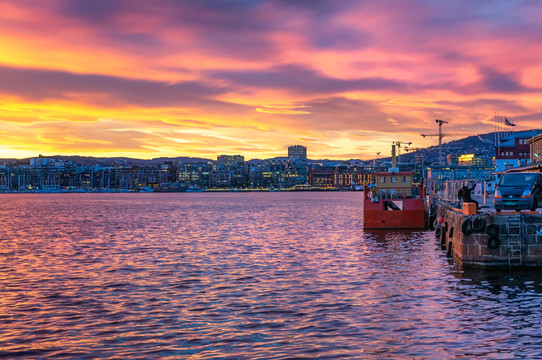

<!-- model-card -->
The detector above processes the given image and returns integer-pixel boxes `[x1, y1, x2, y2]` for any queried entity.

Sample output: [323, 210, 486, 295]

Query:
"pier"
[432, 181, 542, 268]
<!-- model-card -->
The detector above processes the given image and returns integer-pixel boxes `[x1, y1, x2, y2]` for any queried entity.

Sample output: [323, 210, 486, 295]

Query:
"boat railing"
[365, 185, 425, 200]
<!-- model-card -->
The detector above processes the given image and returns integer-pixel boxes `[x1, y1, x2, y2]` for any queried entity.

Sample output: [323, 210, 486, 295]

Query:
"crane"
[420, 119, 448, 165]
[393, 141, 412, 159]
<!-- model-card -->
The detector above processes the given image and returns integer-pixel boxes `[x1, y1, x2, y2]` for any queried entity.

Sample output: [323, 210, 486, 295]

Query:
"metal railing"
[435, 179, 490, 208]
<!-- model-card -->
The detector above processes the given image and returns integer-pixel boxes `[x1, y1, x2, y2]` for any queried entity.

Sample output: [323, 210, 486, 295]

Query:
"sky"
[1, 0, 541, 160]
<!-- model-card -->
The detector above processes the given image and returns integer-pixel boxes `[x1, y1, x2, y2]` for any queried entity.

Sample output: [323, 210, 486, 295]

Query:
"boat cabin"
[372, 171, 419, 199]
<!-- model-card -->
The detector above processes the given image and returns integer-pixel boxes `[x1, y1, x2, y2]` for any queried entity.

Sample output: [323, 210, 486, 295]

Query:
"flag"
[504, 117, 516, 126]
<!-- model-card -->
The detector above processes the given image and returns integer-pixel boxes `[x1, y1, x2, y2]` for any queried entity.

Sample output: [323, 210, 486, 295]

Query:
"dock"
[430, 180, 542, 268]
[435, 205, 542, 267]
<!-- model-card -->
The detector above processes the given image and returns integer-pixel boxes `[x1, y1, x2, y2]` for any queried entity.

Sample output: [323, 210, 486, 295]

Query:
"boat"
[186, 186, 205, 192]
[363, 144, 428, 229]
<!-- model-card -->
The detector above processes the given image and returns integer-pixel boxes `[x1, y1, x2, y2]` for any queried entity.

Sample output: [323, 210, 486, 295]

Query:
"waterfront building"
[334, 165, 373, 189]
[288, 145, 307, 160]
[495, 130, 542, 172]
[114, 167, 161, 190]
[309, 166, 335, 188]
[178, 162, 212, 188]
[210, 159, 249, 188]
[248, 163, 269, 188]
[281, 158, 308, 187]
[528, 133, 542, 163]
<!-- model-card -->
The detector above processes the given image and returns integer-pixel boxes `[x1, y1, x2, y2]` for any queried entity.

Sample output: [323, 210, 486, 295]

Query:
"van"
[494, 172, 542, 212]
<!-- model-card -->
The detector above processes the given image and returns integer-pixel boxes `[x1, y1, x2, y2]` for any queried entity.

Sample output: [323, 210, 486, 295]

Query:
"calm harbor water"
[1, 192, 542, 359]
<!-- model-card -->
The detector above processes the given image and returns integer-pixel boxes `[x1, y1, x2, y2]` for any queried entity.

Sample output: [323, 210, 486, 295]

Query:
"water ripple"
[1, 193, 542, 358]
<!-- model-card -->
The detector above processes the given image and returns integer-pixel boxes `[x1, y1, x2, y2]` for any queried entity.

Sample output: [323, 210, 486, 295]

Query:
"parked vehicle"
[494, 172, 542, 212]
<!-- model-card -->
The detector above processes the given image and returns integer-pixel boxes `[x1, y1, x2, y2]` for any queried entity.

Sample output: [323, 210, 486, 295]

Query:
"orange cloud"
[0, 1, 541, 160]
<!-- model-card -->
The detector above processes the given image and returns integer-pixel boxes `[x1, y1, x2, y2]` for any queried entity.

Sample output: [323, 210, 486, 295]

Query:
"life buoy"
[472, 216, 486, 233]
[368, 190, 373, 199]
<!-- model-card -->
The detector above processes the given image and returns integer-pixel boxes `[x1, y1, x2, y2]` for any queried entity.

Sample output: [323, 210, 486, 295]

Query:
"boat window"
[401, 176, 406, 183]
[380, 176, 386, 183]
[391, 176, 396, 183]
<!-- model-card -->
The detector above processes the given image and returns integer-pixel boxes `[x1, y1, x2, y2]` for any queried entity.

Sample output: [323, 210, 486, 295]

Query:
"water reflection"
[0, 193, 541, 358]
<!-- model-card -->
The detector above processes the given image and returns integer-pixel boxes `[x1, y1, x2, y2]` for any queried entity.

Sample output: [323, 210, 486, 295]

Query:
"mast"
[391, 143, 397, 171]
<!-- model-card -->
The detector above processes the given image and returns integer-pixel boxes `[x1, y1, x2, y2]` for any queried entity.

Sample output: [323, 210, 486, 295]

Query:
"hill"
[0, 130, 540, 166]
[394, 130, 541, 164]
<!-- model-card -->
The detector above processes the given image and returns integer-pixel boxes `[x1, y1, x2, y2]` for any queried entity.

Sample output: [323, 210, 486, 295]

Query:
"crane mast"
[435, 119, 448, 165]
[421, 119, 448, 165]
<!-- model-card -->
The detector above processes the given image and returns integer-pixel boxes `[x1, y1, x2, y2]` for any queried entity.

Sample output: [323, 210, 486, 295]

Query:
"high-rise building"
[288, 145, 307, 160]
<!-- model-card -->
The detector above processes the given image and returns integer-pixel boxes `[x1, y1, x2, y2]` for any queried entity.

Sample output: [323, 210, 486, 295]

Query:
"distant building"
[212, 156, 248, 188]
[426, 164, 495, 181]
[446, 154, 458, 166]
[288, 145, 307, 160]
[309, 166, 335, 188]
[29, 156, 60, 167]
[458, 154, 488, 167]
[178, 162, 212, 187]
[528, 133, 542, 163]
[217, 155, 244, 167]
[281, 158, 308, 187]
[334, 165, 373, 188]
[495, 130, 542, 172]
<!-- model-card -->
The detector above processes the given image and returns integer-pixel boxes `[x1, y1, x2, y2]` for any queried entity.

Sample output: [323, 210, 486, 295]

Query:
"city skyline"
[1, 1, 542, 160]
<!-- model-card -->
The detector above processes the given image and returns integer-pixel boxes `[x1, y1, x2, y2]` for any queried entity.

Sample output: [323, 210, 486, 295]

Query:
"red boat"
[363, 145, 428, 230]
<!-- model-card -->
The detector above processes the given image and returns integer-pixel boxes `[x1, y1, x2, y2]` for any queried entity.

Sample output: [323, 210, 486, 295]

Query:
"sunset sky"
[1, 0, 541, 160]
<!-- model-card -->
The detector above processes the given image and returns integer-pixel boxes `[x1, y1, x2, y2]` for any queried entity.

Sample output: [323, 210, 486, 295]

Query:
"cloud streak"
[0, 0, 542, 159]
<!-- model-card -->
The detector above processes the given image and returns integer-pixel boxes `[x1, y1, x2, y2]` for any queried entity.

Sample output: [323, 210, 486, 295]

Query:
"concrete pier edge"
[436, 205, 542, 268]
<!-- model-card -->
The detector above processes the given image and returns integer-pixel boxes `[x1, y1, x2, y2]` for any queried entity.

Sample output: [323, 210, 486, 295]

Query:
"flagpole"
[493, 111, 497, 148]
[510, 117, 513, 136]
[497, 113, 501, 154]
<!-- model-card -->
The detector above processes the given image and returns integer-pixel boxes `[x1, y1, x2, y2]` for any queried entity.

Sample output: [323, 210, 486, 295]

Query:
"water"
[1, 192, 542, 359]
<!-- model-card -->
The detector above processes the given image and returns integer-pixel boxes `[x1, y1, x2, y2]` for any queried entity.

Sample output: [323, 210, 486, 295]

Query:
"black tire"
[496, 209, 501, 213]
[462, 218, 472, 236]
[441, 222, 448, 246]
[472, 216, 486, 233]
[486, 224, 500, 237]
[449, 226, 454, 238]
[488, 236, 500, 249]
[435, 227, 441, 239]
[531, 199, 538, 211]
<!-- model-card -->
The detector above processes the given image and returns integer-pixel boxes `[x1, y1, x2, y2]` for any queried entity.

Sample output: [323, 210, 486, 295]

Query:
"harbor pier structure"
[436, 206, 542, 267]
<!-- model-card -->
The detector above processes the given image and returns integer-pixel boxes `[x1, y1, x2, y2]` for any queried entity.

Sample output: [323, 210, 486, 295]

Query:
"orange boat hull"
[363, 197, 427, 229]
